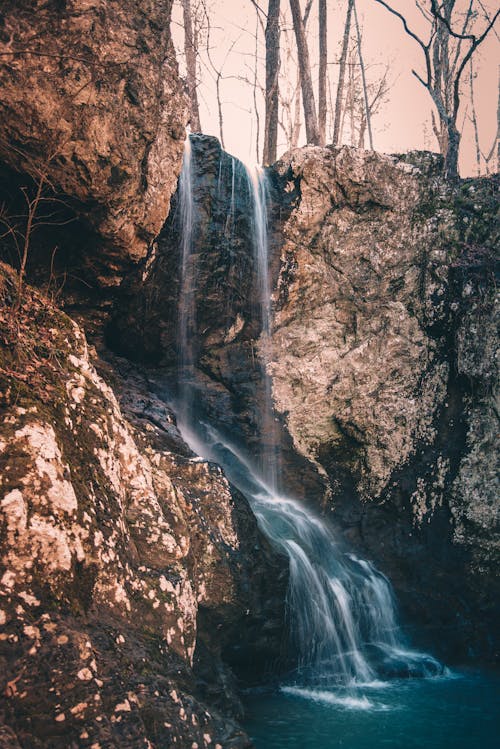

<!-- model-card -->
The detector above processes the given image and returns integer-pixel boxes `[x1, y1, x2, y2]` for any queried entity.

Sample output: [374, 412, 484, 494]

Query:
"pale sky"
[172, 0, 499, 175]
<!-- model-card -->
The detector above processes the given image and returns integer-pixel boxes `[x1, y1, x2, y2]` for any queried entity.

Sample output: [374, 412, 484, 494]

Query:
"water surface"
[244, 670, 500, 749]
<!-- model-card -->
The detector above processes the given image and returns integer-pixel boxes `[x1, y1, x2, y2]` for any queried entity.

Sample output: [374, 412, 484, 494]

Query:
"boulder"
[0, 0, 186, 273]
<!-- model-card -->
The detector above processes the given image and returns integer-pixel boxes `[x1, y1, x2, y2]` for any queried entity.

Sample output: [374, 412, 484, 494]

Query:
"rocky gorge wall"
[0, 262, 286, 748]
[270, 146, 499, 661]
[110, 135, 325, 501]
[112, 136, 498, 664]
[0, 0, 186, 282]
[0, 4, 498, 744]
[0, 6, 289, 748]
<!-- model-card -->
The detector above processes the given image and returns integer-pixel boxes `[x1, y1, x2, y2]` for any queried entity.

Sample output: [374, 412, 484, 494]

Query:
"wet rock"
[109, 135, 326, 502]
[0, 0, 187, 271]
[0, 262, 286, 748]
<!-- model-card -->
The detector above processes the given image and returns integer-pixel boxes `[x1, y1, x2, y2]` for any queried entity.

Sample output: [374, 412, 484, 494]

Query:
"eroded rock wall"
[109, 135, 325, 500]
[270, 146, 499, 660]
[0, 0, 186, 273]
[0, 263, 286, 748]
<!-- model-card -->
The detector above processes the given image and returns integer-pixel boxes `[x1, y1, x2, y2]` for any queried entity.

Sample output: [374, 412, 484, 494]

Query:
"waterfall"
[174, 138, 443, 697]
[177, 133, 196, 425]
[245, 165, 280, 491]
[180, 422, 442, 689]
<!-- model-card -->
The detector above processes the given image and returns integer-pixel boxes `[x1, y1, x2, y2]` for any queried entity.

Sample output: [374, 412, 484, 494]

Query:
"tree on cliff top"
[182, 0, 202, 132]
[374, 0, 499, 180]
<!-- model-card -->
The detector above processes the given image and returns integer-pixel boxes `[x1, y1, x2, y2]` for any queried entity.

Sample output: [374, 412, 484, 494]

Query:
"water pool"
[243, 670, 500, 749]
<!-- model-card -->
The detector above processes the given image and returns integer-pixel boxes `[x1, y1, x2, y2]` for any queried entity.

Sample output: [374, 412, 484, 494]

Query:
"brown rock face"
[109, 135, 325, 500]
[0, 264, 287, 748]
[270, 146, 499, 660]
[271, 146, 446, 497]
[0, 0, 186, 269]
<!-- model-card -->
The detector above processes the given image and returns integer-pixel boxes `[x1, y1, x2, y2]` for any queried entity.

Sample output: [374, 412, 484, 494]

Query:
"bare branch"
[373, 0, 430, 55]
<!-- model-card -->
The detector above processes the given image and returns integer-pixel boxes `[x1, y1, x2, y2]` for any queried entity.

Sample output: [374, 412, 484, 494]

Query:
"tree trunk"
[289, 0, 320, 145]
[469, 60, 481, 175]
[182, 0, 201, 132]
[333, 0, 354, 146]
[263, 0, 281, 165]
[318, 0, 327, 145]
[291, 66, 302, 147]
[353, 0, 373, 150]
[445, 120, 460, 181]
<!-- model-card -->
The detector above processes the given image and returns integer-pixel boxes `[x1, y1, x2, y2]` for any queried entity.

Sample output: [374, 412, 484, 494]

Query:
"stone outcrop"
[269, 146, 498, 660]
[0, 0, 186, 274]
[0, 263, 287, 748]
[0, 14, 293, 743]
[109, 135, 324, 501]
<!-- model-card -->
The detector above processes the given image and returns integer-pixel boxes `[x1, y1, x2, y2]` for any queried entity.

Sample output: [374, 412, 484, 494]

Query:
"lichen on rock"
[0, 263, 285, 747]
[0, 0, 187, 269]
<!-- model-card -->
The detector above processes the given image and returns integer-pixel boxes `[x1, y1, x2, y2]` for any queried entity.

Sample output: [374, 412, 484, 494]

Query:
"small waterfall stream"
[177, 134, 196, 426]
[245, 164, 280, 490]
[174, 136, 443, 705]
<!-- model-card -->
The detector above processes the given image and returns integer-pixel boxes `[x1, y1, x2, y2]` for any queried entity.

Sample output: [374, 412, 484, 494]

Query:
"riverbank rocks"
[0, 262, 287, 748]
[0, 0, 186, 274]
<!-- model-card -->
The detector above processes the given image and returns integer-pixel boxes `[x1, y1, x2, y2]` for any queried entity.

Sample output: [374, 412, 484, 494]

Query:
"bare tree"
[353, 0, 374, 149]
[344, 47, 362, 144]
[358, 65, 390, 147]
[263, 0, 281, 164]
[333, 0, 355, 146]
[278, 0, 314, 151]
[318, 0, 328, 145]
[339, 43, 389, 148]
[0, 140, 75, 315]
[253, 12, 263, 163]
[479, 65, 500, 174]
[374, 0, 499, 180]
[277, 16, 301, 150]
[182, 0, 202, 131]
[291, 66, 302, 146]
[468, 60, 481, 175]
[199, 7, 244, 150]
[289, 0, 320, 145]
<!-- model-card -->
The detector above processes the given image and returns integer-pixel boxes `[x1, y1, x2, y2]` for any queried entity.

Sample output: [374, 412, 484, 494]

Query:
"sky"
[171, 0, 499, 176]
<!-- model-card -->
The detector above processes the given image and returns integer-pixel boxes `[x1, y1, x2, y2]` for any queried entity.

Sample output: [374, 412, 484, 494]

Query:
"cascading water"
[174, 136, 443, 706]
[180, 420, 442, 692]
[177, 133, 196, 425]
[245, 165, 280, 491]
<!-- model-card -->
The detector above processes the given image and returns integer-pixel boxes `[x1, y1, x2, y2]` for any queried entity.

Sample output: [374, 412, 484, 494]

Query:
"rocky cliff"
[0, 7, 289, 747]
[112, 137, 498, 663]
[270, 146, 499, 660]
[0, 0, 186, 277]
[109, 135, 324, 501]
[0, 3, 498, 739]
[0, 262, 286, 748]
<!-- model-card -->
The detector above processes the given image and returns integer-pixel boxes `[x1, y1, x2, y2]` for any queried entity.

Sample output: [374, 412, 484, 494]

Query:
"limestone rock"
[270, 146, 499, 660]
[0, 0, 187, 269]
[113, 140, 498, 662]
[0, 263, 286, 748]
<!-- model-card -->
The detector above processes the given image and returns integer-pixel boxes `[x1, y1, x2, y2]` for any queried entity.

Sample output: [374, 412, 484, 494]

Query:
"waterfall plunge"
[174, 136, 443, 693]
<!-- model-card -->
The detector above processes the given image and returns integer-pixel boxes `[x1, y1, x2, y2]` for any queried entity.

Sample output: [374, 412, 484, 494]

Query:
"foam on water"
[282, 686, 377, 711]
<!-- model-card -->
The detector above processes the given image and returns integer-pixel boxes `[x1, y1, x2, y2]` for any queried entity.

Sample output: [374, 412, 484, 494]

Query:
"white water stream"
[245, 164, 280, 490]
